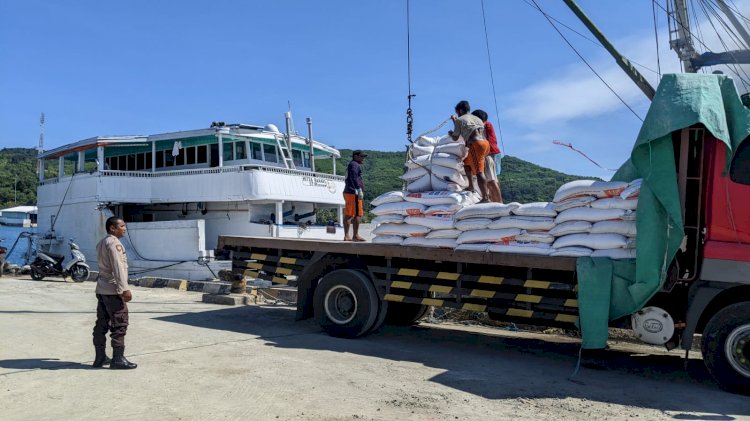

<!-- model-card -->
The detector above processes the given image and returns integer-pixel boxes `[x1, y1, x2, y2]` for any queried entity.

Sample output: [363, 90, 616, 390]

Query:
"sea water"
[0, 225, 37, 265]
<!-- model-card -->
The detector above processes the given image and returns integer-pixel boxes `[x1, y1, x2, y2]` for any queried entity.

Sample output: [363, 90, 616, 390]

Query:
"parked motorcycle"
[30, 238, 90, 282]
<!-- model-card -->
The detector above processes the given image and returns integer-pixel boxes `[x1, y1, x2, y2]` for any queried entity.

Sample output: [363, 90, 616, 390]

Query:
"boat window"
[730, 138, 750, 185]
[250, 142, 262, 160]
[303, 152, 310, 168]
[263, 144, 278, 163]
[118, 156, 127, 171]
[186, 146, 196, 165]
[223, 142, 233, 161]
[235, 142, 246, 160]
[63, 153, 77, 176]
[127, 154, 136, 171]
[175, 149, 184, 166]
[292, 150, 303, 167]
[156, 151, 164, 168]
[197, 145, 208, 163]
[146, 152, 153, 170]
[136, 153, 145, 170]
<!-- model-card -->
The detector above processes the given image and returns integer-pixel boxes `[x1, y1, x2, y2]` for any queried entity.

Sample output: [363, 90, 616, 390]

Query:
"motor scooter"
[30, 238, 90, 282]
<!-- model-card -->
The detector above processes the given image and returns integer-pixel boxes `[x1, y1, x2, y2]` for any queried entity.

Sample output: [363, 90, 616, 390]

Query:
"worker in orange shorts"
[343, 150, 367, 241]
[449, 100, 490, 202]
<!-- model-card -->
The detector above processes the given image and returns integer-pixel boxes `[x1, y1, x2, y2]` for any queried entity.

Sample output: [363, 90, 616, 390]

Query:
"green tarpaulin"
[576, 73, 750, 348]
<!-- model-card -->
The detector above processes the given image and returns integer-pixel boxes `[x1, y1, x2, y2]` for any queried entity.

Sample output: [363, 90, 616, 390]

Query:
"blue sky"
[2, 0, 748, 180]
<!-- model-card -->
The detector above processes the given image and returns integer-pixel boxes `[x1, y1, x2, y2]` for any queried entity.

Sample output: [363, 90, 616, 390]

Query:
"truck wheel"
[384, 302, 429, 326]
[314, 269, 378, 338]
[701, 302, 750, 395]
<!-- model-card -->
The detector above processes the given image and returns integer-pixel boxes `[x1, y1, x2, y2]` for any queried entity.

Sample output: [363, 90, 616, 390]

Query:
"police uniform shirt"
[95, 234, 129, 295]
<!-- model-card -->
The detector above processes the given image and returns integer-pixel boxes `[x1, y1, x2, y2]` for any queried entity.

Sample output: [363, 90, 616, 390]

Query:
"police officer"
[92, 216, 137, 369]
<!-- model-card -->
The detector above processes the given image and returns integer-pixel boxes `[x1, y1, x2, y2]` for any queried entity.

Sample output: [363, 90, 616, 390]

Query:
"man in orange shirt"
[472, 109, 503, 203]
[449, 101, 490, 202]
[343, 150, 367, 241]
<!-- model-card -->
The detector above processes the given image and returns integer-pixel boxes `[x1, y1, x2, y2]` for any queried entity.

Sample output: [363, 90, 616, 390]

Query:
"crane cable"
[406, 0, 416, 144]
[480, 0, 507, 155]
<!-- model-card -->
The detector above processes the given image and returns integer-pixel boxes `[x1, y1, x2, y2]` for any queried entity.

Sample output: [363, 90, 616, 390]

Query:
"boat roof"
[38, 124, 341, 159]
[0, 206, 38, 214]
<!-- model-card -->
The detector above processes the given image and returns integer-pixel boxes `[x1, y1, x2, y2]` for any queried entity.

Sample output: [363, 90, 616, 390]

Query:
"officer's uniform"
[92, 234, 130, 348]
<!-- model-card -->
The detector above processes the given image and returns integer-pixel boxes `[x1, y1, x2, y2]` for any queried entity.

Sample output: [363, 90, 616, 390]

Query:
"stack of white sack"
[401, 135, 470, 192]
[488, 202, 558, 255]
[548, 179, 641, 258]
[370, 190, 479, 246]
[453, 202, 524, 252]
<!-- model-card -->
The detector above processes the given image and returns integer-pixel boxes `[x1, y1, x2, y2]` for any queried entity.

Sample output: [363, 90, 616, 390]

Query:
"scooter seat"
[44, 252, 65, 259]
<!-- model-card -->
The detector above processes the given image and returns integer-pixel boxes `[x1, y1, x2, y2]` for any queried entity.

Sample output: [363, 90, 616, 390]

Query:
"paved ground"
[0, 276, 748, 421]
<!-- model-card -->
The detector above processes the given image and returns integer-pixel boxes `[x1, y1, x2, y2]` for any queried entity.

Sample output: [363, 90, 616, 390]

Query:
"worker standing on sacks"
[449, 100, 490, 203]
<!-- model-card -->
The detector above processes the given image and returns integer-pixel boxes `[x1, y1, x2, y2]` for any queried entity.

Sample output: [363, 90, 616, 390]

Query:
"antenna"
[38, 112, 45, 153]
[287, 100, 296, 134]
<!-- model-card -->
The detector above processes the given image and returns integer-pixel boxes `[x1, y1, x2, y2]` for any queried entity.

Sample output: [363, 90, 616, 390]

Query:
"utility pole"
[562, 0, 656, 100]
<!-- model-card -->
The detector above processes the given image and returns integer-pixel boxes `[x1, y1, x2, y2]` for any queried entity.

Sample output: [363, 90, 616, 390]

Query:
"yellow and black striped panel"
[385, 280, 577, 309]
[371, 266, 575, 291]
[383, 293, 578, 326]
[243, 270, 295, 286]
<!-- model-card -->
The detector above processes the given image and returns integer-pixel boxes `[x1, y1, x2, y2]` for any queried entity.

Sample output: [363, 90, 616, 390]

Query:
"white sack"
[455, 202, 520, 220]
[404, 215, 455, 230]
[620, 178, 642, 199]
[372, 223, 431, 237]
[621, 211, 637, 221]
[512, 202, 557, 217]
[590, 197, 638, 210]
[371, 191, 405, 207]
[488, 216, 556, 231]
[590, 220, 637, 237]
[455, 218, 493, 231]
[424, 203, 463, 215]
[591, 248, 636, 259]
[406, 175, 432, 193]
[371, 201, 426, 216]
[553, 180, 629, 202]
[431, 164, 466, 184]
[553, 196, 597, 212]
[405, 153, 464, 170]
[456, 228, 521, 244]
[402, 237, 457, 248]
[404, 190, 464, 205]
[371, 214, 405, 226]
[555, 207, 626, 223]
[372, 235, 404, 245]
[550, 247, 593, 257]
[425, 229, 462, 239]
[415, 135, 438, 147]
[488, 242, 552, 255]
[431, 174, 468, 191]
[516, 230, 555, 244]
[553, 233, 628, 250]
[549, 221, 593, 236]
[400, 167, 429, 181]
[455, 243, 489, 252]
[410, 143, 435, 157]
[434, 142, 468, 158]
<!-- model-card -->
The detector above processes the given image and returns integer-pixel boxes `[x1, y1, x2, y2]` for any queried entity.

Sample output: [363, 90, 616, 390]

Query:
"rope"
[552, 140, 618, 171]
[480, 0, 506, 155]
[652, 0, 662, 80]
[406, 0, 416, 144]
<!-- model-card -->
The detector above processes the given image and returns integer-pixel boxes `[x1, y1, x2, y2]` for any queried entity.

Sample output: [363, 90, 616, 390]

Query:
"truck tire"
[701, 301, 750, 395]
[314, 269, 379, 338]
[384, 302, 429, 326]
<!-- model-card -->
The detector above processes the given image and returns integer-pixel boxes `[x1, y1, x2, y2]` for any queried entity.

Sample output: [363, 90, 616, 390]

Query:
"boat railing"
[40, 164, 344, 185]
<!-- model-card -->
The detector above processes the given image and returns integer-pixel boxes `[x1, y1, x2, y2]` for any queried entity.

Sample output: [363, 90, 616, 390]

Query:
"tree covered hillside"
[0, 148, 38, 208]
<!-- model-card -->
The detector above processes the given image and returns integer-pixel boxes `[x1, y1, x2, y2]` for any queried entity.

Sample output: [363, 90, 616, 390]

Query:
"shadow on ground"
[0, 358, 90, 371]
[155, 304, 747, 417]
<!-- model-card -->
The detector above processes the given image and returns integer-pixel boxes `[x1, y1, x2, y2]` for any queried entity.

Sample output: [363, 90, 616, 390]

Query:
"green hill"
[318, 150, 597, 216]
[0, 148, 39, 208]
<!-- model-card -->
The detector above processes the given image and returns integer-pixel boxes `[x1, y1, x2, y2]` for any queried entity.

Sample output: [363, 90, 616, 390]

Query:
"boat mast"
[562, 0, 656, 100]
[669, 0, 698, 72]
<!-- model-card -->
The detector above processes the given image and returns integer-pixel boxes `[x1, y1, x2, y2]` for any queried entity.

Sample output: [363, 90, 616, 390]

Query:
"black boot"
[110, 347, 137, 370]
[92, 346, 111, 368]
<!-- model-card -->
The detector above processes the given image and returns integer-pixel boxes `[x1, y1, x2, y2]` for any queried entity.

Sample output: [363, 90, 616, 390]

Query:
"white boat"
[35, 117, 347, 280]
[0, 206, 38, 227]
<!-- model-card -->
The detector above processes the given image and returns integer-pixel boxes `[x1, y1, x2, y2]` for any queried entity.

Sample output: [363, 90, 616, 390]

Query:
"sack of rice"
[371, 201, 426, 216]
[549, 221, 592, 236]
[552, 233, 628, 250]
[434, 142, 467, 158]
[402, 237, 457, 248]
[553, 196, 597, 212]
[590, 220, 637, 237]
[488, 242, 552, 255]
[456, 228, 520, 244]
[404, 215, 455, 230]
[455, 243, 489, 252]
[404, 190, 464, 206]
[550, 246, 593, 257]
[425, 229, 462, 239]
[415, 135, 439, 147]
[553, 180, 629, 202]
[516, 230, 555, 244]
[488, 216, 556, 231]
[591, 248, 636, 259]
[555, 207, 627, 224]
[371, 191, 405, 207]
[455, 202, 520, 220]
[410, 143, 434, 157]
[424, 203, 463, 216]
[620, 178, 642, 199]
[621, 211, 637, 221]
[406, 174, 432, 192]
[372, 223, 431, 237]
[406, 153, 464, 170]
[400, 167, 429, 181]
[590, 197, 638, 210]
[512, 202, 557, 217]
[455, 218, 493, 231]
[371, 214, 405, 226]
